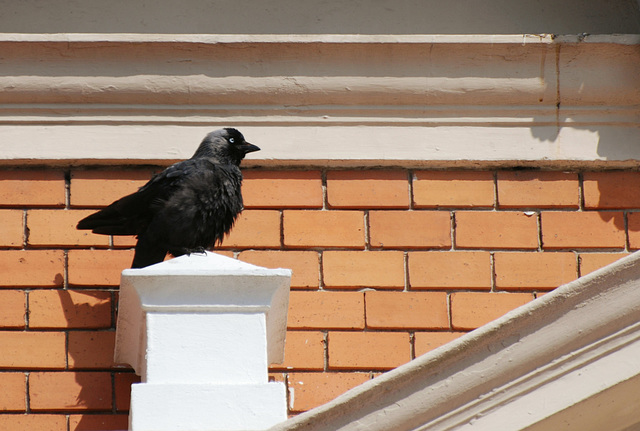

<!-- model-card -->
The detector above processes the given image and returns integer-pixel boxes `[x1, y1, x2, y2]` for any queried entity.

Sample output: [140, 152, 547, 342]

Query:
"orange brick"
[29, 290, 112, 329]
[0, 250, 64, 287]
[542, 211, 625, 249]
[287, 291, 364, 329]
[284, 210, 365, 248]
[583, 172, 640, 209]
[209, 250, 235, 259]
[221, 210, 281, 248]
[68, 331, 116, 369]
[0, 372, 26, 411]
[69, 414, 129, 431]
[242, 170, 323, 208]
[68, 249, 134, 286]
[238, 250, 319, 288]
[115, 372, 140, 412]
[627, 213, 640, 249]
[0, 170, 66, 207]
[287, 372, 370, 412]
[323, 251, 404, 289]
[29, 371, 112, 410]
[494, 252, 577, 291]
[326, 170, 409, 208]
[27, 209, 109, 247]
[70, 169, 155, 207]
[269, 372, 286, 384]
[0, 209, 24, 247]
[0, 332, 66, 368]
[455, 211, 539, 249]
[408, 251, 491, 290]
[112, 234, 137, 247]
[369, 210, 451, 249]
[497, 171, 579, 208]
[0, 290, 26, 328]
[0, 414, 66, 431]
[414, 332, 465, 357]
[328, 331, 410, 370]
[451, 292, 532, 330]
[270, 331, 325, 370]
[114, 238, 239, 251]
[413, 171, 494, 208]
[579, 252, 630, 276]
[365, 291, 449, 329]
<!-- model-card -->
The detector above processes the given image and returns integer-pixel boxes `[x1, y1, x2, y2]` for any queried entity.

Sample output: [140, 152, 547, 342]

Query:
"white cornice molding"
[269, 251, 640, 431]
[0, 33, 638, 44]
[0, 34, 638, 167]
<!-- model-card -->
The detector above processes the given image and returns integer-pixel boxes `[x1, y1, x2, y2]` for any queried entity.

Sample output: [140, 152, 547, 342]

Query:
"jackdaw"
[77, 128, 259, 268]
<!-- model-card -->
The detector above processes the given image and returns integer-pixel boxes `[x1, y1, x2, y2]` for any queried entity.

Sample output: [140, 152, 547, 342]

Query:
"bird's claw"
[189, 247, 208, 256]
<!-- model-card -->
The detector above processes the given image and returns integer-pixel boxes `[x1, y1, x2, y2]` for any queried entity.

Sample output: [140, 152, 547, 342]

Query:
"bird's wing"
[76, 159, 199, 235]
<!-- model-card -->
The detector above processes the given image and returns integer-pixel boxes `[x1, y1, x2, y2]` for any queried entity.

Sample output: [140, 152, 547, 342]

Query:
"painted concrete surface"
[115, 252, 291, 430]
[268, 251, 640, 431]
[0, 34, 637, 168]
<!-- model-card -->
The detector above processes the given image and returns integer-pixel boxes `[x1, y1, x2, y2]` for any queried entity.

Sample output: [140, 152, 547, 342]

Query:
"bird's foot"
[169, 246, 209, 258]
[188, 246, 208, 256]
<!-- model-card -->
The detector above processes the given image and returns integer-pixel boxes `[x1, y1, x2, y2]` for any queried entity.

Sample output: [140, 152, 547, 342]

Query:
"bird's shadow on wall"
[531, 122, 640, 235]
[57, 289, 136, 430]
[584, 125, 640, 234]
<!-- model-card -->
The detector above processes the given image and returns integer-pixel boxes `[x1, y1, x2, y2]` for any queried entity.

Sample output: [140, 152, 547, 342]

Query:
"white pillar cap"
[114, 252, 292, 376]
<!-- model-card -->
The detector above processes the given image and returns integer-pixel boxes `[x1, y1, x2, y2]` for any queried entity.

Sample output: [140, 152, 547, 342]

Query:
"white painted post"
[114, 252, 291, 431]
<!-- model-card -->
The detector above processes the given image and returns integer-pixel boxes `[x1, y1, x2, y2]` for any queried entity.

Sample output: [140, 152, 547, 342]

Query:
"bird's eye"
[228, 137, 235, 144]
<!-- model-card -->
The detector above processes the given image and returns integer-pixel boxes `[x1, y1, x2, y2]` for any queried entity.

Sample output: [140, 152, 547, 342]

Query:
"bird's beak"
[242, 142, 261, 154]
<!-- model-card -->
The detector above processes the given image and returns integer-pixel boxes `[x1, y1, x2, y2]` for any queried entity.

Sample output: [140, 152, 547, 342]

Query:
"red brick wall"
[0, 168, 634, 429]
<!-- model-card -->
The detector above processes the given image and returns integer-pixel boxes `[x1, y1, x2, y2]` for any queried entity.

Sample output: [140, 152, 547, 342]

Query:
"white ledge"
[0, 33, 638, 168]
[0, 33, 638, 45]
[0, 33, 556, 44]
[269, 251, 640, 431]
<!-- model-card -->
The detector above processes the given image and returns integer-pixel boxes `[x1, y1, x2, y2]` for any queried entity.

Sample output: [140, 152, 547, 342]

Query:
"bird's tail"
[77, 205, 139, 235]
[76, 192, 144, 235]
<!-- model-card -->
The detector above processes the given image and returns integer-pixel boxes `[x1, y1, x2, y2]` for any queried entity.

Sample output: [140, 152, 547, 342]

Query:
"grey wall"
[1, 0, 639, 35]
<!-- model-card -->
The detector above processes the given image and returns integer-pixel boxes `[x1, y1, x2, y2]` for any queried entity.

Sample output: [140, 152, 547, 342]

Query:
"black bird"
[77, 128, 260, 268]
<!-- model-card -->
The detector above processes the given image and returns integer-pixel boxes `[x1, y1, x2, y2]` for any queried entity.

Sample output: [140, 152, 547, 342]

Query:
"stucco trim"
[0, 32, 638, 44]
[0, 33, 638, 167]
[269, 251, 640, 431]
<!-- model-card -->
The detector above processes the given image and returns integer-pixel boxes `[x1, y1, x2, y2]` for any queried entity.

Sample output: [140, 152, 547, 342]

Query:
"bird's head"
[193, 128, 260, 165]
